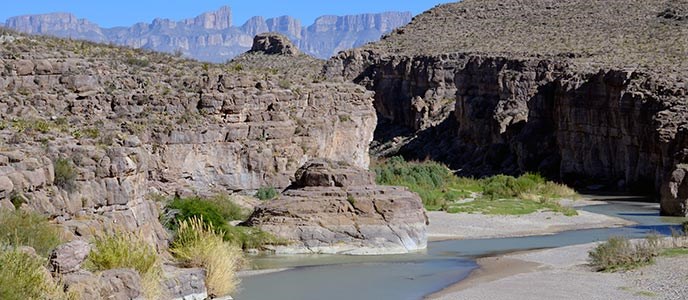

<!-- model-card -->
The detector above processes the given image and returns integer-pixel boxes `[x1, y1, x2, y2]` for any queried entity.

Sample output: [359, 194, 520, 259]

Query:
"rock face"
[244, 160, 428, 255]
[250, 33, 300, 56]
[325, 0, 688, 215]
[0, 31, 375, 247]
[3, 8, 412, 61]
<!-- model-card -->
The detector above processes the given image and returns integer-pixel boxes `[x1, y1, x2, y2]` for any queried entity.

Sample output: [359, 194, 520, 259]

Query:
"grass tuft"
[0, 248, 75, 300]
[171, 217, 244, 297]
[84, 231, 162, 299]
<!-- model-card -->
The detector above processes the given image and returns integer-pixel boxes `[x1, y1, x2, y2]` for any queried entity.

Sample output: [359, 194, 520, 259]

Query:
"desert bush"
[0, 210, 62, 257]
[0, 248, 74, 300]
[256, 187, 278, 201]
[171, 217, 243, 297]
[164, 195, 281, 249]
[374, 156, 478, 210]
[84, 231, 162, 299]
[589, 235, 660, 272]
[166, 196, 248, 229]
[54, 158, 77, 191]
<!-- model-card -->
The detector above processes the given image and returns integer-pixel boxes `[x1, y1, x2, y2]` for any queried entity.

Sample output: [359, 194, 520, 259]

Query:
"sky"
[0, 1, 453, 28]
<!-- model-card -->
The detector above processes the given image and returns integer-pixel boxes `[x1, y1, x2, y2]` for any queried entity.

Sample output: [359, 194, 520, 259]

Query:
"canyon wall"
[0, 31, 376, 245]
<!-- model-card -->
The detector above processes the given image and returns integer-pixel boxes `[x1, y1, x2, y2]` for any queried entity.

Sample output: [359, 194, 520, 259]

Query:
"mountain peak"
[184, 5, 232, 30]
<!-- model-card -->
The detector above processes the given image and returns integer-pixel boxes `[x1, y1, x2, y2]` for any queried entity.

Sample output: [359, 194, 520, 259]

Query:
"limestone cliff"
[0, 29, 375, 245]
[324, 0, 688, 215]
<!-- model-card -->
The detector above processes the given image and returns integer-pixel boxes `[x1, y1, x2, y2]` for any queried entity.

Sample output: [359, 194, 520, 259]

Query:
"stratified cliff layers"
[324, 0, 688, 215]
[0, 31, 376, 246]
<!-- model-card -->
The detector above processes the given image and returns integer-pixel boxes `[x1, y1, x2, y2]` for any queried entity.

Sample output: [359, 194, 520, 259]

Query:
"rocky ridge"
[244, 159, 428, 255]
[3, 7, 412, 61]
[324, 0, 688, 215]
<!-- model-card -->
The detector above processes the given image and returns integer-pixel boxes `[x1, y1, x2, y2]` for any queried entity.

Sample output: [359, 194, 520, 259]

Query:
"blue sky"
[0, 1, 453, 28]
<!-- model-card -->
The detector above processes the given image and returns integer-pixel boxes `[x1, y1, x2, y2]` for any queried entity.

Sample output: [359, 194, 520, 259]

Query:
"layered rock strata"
[0, 30, 375, 246]
[244, 159, 428, 255]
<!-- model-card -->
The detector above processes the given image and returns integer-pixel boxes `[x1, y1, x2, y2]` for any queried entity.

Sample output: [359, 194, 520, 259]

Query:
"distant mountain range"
[2, 6, 412, 62]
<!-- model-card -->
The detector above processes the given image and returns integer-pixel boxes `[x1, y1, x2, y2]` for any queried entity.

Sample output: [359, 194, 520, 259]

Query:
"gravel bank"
[429, 241, 688, 300]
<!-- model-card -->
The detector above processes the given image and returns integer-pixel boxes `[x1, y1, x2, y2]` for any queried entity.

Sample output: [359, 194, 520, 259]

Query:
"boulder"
[249, 33, 300, 56]
[98, 269, 144, 300]
[163, 265, 208, 300]
[49, 240, 91, 274]
[661, 164, 688, 216]
[244, 160, 428, 255]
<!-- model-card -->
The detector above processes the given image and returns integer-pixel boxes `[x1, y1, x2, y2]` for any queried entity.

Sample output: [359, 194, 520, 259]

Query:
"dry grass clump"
[0, 248, 76, 300]
[589, 235, 661, 272]
[171, 217, 245, 297]
[84, 231, 162, 299]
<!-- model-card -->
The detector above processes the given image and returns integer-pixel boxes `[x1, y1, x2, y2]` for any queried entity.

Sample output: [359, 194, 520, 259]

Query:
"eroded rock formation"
[244, 159, 428, 255]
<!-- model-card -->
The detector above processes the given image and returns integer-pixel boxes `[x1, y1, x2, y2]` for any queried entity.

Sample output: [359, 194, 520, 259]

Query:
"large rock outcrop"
[249, 33, 300, 56]
[244, 159, 428, 255]
[324, 0, 688, 215]
[4, 8, 412, 61]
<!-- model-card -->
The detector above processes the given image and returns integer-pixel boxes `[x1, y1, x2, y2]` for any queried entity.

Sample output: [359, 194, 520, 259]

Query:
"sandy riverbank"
[428, 241, 688, 300]
[427, 200, 634, 241]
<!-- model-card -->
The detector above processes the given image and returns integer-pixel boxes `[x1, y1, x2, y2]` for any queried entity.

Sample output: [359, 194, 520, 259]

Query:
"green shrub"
[0, 249, 73, 300]
[374, 156, 478, 210]
[166, 196, 248, 230]
[171, 217, 244, 297]
[256, 187, 278, 201]
[165, 195, 281, 250]
[375, 157, 578, 214]
[54, 158, 77, 191]
[84, 231, 161, 299]
[589, 236, 660, 272]
[0, 210, 62, 257]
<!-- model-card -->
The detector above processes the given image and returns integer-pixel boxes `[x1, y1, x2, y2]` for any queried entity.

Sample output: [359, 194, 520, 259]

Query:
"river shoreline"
[427, 200, 634, 242]
[426, 200, 688, 300]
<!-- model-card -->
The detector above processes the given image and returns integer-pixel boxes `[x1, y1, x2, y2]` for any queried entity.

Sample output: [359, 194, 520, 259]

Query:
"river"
[236, 199, 687, 300]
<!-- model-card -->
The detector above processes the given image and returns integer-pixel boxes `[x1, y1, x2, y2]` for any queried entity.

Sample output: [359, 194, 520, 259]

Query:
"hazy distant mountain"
[3, 6, 412, 62]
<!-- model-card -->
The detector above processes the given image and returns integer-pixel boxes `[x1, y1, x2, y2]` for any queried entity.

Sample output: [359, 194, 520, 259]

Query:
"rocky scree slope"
[244, 159, 428, 255]
[3, 7, 412, 61]
[0, 30, 375, 247]
[324, 0, 688, 215]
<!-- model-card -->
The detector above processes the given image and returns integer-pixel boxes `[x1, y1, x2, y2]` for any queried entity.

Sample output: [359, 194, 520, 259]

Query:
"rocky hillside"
[324, 0, 688, 215]
[0, 29, 376, 246]
[3, 6, 412, 61]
